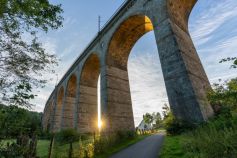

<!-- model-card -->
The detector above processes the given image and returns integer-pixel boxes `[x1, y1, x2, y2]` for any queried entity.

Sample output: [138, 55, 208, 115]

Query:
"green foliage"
[11, 81, 36, 109]
[41, 131, 144, 158]
[183, 112, 237, 158]
[160, 136, 187, 158]
[94, 131, 137, 156]
[162, 103, 170, 119]
[161, 111, 237, 158]
[143, 113, 153, 124]
[0, 105, 42, 157]
[220, 57, 237, 68]
[55, 129, 79, 144]
[163, 112, 196, 135]
[142, 112, 162, 129]
[208, 78, 237, 111]
[0, 141, 28, 158]
[152, 112, 162, 127]
[161, 57, 237, 157]
[161, 103, 196, 135]
[94, 132, 148, 158]
[36, 140, 50, 157]
[0, 105, 42, 138]
[0, 0, 63, 108]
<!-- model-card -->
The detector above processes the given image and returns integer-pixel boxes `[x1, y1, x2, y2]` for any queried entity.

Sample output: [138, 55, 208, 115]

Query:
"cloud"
[189, 0, 237, 83]
[128, 32, 168, 126]
[189, 0, 237, 46]
[129, 0, 237, 126]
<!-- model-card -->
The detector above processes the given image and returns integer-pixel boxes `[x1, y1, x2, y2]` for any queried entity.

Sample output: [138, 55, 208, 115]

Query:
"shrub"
[163, 113, 196, 135]
[183, 114, 237, 158]
[93, 130, 137, 155]
[55, 129, 79, 144]
[0, 142, 27, 157]
[85, 143, 94, 158]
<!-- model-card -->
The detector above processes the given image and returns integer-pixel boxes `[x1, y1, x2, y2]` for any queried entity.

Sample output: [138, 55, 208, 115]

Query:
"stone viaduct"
[42, 0, 214, 133]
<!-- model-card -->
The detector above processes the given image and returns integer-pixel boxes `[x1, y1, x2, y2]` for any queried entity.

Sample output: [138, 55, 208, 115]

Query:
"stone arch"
[43, 101, 53, 131]
[78, 54, 100, 133]
[54, 86, 64, 131]
[63, 74, 77, 129]
[167, 0, 197, 33]
[166, 0, 214, 120]
[106, 15, 154, 132]
[107, 15, 153, 69]
[104, 2, 214, 131]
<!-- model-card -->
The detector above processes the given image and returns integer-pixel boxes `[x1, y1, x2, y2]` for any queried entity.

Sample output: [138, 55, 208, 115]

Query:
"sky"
[33, 0, 237, 126]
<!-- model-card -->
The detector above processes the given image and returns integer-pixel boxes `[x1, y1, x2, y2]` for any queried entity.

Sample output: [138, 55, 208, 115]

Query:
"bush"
[163, 113, 196, 135]
[183, 113, 237, 158]
[0, 142, 27, 157]
[55, 129, 79, 144]
[93, 130, 137, 155]
[116, 130, 136, 140]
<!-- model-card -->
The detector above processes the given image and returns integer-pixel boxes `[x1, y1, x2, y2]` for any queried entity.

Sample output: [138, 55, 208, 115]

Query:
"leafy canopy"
[220, 57, 237, 68]
[0, 0, 63, 108]
[208, 78, 237, 110]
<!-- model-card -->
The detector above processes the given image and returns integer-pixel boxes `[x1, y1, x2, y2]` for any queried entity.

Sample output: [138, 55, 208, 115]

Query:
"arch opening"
[188, 0, 237, 113]
[188, 0, 237, 83]
[128, 31, 168, 127]
[63, 74, 77, 129]
[43, 101, 53, 131]
[106, 15, 165, 131]
[78, 54, 100, 133]
[54, 87, 64, 131]
[108, 15, 153, 70]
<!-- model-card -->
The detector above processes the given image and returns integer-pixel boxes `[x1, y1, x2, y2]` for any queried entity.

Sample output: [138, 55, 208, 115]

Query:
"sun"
[98, 120, 103, 130]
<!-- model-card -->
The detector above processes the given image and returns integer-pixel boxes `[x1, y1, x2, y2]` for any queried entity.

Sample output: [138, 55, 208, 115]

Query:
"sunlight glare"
[97, 75, 102, 130]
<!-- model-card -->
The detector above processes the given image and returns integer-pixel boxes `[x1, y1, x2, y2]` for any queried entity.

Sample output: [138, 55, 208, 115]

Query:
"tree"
[220, 57, 237, 68]
[0, 105, 42, 157]
[208, 57, 237, 112]
[0, 0, 63, 108]
[152, 112, 162, 128]
[143, 113, 153, 124]
[208, 78, 237, 112]
[0, 105, 42, 138]
[162, 103, 170, 119]
[56, 129, 79, 158]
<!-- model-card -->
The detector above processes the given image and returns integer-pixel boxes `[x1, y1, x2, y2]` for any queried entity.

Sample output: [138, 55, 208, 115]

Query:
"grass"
[1, 133, 151, 158]
[160, 113, 237, 158]
[37, 140, 51, 158]
[159, 135, 187, 158]
[95, 134, 150, 158]
[181, 114, 237, 158]
[1, 139, 51, 158]
[35, 134, 150, 158]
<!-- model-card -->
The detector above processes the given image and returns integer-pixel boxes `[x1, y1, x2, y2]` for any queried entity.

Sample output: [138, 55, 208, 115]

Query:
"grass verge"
[95, 134, 150, 158]
[37, 140, 51, 158]
[2, 134, 151, 158]
[159, 135, 187, 158]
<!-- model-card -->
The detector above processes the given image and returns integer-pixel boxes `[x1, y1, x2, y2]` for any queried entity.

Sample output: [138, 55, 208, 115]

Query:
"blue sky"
[34, 0, 237, 126]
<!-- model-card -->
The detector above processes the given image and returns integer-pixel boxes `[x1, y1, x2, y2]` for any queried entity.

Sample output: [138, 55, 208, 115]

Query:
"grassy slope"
[2, 134, 150, 158]
[95, 134, 150, 158]
[159, 135, 187, 158]
[160, 113, 237, 158]
[36, 134, 150, 158]
[37, 140, 50, 158]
